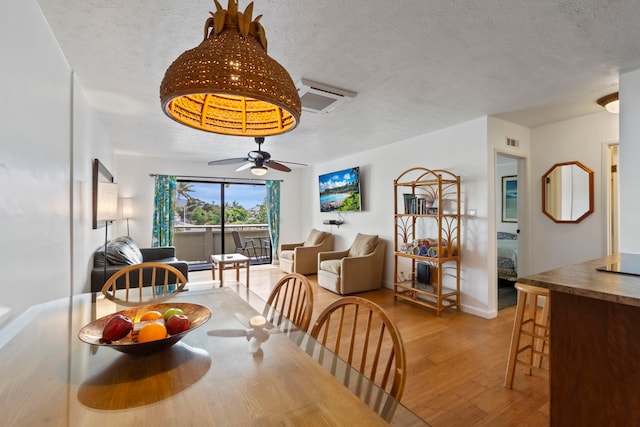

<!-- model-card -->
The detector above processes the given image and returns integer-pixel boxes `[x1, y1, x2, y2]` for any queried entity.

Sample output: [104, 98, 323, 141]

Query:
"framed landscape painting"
[502, 175, 517, 223]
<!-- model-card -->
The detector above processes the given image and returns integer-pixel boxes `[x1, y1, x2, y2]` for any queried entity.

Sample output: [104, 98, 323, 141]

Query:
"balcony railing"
[173, 224, 271, 265]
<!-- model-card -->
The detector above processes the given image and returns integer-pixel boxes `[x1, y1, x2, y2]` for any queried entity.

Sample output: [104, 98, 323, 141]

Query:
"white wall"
[300, 118, 497, 317]
[0, 0, 72, 323]
[0, 0, 114, 327]
[529, 111, 618, 273]
[72, 79, 116, 293]
[619, 69, 640, 253]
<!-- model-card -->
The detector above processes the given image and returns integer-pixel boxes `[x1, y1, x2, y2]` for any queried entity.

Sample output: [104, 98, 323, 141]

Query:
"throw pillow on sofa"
[97, 236, 143, 265]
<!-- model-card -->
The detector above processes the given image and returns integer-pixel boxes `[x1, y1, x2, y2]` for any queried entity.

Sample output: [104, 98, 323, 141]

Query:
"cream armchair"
[279, 229, 332, 275]
[317, 233, 386, 295]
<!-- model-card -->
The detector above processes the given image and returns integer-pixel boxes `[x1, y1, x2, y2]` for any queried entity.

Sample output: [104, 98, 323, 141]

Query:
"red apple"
[163, 307, 184, 322]
[165, 314, 190, 335]
[102, 314, 133, 342]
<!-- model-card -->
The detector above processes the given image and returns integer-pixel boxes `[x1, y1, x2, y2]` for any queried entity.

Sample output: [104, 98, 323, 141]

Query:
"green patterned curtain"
[265, 180, 281, 261]
[152, 175, 176, 247]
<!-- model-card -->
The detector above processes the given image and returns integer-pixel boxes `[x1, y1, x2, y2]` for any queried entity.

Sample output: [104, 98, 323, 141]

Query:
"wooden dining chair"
[101, 262, 187, 306]
[264, 273, 314, 333]
[309, 297, 407, 404]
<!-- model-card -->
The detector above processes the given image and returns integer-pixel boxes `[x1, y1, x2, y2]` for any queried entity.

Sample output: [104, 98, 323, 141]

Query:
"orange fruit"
[138, 322, 167, 343]
[140, 310, 163, 321]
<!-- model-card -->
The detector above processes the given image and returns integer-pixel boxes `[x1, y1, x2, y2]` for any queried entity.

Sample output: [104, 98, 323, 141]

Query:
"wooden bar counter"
[519, 253, 640, 426]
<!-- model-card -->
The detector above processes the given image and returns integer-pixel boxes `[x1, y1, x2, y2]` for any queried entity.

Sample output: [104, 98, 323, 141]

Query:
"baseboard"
[383, 282, 496, 319]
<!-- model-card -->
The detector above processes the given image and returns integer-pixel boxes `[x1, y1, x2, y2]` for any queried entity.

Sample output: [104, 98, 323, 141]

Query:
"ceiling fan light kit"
[251, 166, 268, 176]
[160, 0, 301, 137]
[597, 92, 619, 114]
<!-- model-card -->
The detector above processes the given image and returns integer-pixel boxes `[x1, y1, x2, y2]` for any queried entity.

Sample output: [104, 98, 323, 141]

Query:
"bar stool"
[504, 282, 550, 388]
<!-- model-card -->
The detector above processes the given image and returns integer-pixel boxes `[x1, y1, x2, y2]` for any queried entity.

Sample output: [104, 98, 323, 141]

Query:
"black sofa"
[90, 238, 189, 292]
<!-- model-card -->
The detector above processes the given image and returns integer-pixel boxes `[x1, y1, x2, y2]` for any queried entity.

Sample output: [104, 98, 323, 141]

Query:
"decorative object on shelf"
[403, 193, 416, 214]
[501, 175, 518, 223]
[160, 0, 301, 137]
[393, 167, 461, 316]
[403, 192, 435, 215]
[596, 92, 619, 114]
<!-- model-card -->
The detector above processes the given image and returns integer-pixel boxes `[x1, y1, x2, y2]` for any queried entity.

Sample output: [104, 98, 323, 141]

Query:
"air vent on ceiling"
[506, 137, 519, 148]
[296, 79, 357, 113]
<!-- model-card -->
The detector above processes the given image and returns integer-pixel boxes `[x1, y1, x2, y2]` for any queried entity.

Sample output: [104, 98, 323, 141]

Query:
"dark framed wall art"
[502, 175, 517, 223]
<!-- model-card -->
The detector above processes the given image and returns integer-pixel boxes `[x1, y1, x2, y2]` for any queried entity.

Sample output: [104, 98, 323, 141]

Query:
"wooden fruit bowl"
[78, 303, 211, 355]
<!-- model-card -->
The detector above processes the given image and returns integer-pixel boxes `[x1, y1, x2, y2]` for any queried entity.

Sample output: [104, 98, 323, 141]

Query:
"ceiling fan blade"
[275, 160, 308, 167]
[236, 162, 253, 171]
[266, 161, 292, 172]
[208, 157, 248, 166]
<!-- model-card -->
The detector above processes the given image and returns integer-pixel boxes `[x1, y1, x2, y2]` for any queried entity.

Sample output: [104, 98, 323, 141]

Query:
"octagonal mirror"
[542, 161, 594, 223]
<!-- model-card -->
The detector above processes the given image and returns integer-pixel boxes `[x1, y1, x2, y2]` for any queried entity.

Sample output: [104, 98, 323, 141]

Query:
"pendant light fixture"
[160, 0, 301, 137]
[597, 92, 619, 114]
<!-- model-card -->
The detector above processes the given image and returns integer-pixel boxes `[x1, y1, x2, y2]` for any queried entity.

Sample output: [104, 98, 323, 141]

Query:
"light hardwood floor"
[189, 264, 549, 427]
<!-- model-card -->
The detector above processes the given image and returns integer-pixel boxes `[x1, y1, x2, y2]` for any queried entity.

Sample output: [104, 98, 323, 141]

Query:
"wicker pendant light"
[160, 0, 301, 137]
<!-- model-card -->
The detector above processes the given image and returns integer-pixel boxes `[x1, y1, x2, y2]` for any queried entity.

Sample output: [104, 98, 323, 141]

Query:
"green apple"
[163, 307, 184, 322]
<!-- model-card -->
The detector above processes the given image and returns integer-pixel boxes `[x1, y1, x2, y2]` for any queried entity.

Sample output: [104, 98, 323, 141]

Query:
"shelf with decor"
[393, 167, 461, 316]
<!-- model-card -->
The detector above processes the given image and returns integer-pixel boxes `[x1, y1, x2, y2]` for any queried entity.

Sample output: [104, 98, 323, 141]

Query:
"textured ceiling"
[36, 0, 640, 167]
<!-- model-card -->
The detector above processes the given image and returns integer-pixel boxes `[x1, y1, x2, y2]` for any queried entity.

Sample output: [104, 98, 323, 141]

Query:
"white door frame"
[494, 151, 529, 309]
[602, 140, 620, 255]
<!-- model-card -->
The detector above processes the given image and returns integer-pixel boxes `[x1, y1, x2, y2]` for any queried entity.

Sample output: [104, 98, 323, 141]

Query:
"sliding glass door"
[174, 180, 268, 262]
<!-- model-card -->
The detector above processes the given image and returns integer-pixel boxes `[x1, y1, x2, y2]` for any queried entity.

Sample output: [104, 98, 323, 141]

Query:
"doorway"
[606, 143, 620, 255]
[496, 154, 524, 309]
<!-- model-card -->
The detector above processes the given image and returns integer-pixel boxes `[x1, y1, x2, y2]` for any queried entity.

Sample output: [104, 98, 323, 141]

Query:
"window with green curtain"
[265, 180, 280, 260]
[152, 175, 176, 247]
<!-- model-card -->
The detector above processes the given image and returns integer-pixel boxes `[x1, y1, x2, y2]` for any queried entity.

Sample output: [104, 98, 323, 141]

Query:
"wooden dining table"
[0, 281, 428, 426]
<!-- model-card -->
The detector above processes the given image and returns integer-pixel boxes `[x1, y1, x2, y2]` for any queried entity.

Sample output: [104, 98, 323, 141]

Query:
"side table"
[210, 254, 250, 287]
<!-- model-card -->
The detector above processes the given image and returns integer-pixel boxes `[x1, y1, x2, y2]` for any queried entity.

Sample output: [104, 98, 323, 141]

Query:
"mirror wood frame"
[541, 161, 594, 223]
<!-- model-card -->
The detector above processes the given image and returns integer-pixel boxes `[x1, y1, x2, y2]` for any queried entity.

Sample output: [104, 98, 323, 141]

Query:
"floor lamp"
[97, 182, 119, 284]
[120, 198, 134, 237]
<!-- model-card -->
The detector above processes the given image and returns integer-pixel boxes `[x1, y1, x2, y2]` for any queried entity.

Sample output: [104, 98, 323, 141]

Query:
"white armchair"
[279, 229, 332, 275]
[317, 233, 386, 295]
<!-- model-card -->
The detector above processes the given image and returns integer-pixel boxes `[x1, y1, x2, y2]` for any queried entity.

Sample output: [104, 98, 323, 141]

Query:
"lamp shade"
[120, 198, 134, 219]
[97, 183, 119, 221]
[160, 0, 301, 137]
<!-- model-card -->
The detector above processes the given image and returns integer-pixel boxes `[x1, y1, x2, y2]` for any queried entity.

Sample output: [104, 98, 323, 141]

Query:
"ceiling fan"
[207, 137, 307, 175]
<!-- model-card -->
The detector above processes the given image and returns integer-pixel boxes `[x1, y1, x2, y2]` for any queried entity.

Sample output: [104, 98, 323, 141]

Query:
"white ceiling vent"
[505, 137, 520, 148]
[296, 79, 357, 113]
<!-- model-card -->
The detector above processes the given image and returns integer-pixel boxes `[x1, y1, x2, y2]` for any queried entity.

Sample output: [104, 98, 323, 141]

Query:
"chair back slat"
[310, 296, 407, 403]
[264, 273, 314, 333]
[101, 262, 187, 306]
